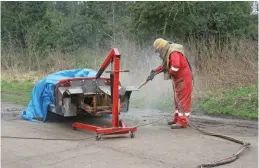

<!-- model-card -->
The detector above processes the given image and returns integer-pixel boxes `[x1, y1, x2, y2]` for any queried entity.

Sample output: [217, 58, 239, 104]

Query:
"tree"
[1, 1, 48, 48]
[130, 1, 257, 42]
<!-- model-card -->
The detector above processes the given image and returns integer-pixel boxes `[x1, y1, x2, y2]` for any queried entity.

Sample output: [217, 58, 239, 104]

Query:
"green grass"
[1, 93, 31, 105]
[1, 80, 33, 93]
[201, 85, 258, 119]
[1, 80, 32, 105]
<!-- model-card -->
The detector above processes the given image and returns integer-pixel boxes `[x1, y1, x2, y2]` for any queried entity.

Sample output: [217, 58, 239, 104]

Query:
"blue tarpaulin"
[21, 69, 97, 122]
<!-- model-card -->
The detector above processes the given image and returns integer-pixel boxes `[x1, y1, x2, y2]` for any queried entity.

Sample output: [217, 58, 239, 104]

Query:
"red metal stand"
[72, 48, 137, 140]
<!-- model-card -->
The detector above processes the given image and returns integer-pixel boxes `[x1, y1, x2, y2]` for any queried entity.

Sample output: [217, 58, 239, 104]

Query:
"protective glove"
[146, 70, 157, 81]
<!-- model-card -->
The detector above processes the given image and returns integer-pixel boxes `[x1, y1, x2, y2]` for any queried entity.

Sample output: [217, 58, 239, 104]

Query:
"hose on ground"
[171, 81, 251, 168]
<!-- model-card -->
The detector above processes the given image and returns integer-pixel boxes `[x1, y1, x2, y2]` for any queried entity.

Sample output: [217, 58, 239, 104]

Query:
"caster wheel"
[96, 134, 102, 141]
[73, 127, 76, 130]
[130, 132, 135, 138]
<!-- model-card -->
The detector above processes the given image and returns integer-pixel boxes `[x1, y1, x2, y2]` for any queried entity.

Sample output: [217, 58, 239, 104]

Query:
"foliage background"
[1, 1, 258, 118]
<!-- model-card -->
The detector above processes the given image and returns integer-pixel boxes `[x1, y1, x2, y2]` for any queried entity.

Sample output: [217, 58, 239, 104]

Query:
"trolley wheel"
[96, 134, 102, 141]
[130, 131, 135, 138]
[73, 127, 76, 130]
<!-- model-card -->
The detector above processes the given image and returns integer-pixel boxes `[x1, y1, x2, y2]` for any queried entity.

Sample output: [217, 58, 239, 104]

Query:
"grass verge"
[132, 85, 258, 120]
[1, 80, 33, 106]
[201, 85, 258, 119]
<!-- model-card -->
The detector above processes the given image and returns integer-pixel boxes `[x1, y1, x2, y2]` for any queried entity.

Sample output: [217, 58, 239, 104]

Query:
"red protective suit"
[154, 51, 192, 127]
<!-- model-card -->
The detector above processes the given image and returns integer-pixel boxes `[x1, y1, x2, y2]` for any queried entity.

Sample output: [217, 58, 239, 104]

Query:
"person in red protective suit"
[146, 38, 193, 129]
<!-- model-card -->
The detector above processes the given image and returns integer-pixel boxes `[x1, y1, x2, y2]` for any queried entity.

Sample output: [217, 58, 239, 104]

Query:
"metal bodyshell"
[48, 77, 137, 117]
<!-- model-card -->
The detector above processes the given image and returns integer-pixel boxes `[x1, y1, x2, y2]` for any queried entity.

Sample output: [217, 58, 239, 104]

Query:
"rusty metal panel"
[69, 79, 107, 94]
[98, 85, 111, 95]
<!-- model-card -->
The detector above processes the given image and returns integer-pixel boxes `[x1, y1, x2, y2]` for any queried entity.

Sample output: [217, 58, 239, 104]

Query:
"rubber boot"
[168, 111, 178, 125]
[167, 121, 176, 125]
[171, 124, 186, 129]
[171, 114, 189, 129]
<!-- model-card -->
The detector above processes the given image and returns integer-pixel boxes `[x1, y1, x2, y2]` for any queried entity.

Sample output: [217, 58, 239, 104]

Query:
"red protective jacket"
[154, 51, 192, 126]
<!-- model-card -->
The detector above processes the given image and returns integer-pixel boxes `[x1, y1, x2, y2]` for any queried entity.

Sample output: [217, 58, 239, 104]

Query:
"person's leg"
[168, 80, 179, 125]
[171, 76, 192, 129]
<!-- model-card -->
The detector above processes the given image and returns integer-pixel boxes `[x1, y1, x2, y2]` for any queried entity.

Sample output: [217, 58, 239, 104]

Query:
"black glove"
[146, 70, 157, 81]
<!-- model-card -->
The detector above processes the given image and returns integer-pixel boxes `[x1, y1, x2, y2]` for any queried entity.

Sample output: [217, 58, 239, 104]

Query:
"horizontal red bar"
[72, 122, 100, 132]
[72, 122, 137, 136]
[102, 131, 129, 135]
[96, 127, 137, 135]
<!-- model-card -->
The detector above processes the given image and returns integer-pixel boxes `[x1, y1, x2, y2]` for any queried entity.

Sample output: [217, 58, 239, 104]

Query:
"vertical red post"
[112, 54, 120, 127]
[72, 48, 137, 139]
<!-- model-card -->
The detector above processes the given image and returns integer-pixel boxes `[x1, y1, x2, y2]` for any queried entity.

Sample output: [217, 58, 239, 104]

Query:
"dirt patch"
[1, 91, 28, 96]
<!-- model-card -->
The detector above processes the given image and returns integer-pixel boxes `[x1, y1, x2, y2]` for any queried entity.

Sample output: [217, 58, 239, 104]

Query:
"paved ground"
[1, 102, 258, 168]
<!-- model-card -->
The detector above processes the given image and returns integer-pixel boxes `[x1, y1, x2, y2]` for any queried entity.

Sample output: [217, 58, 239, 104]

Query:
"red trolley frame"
[72, 48, 137, 140]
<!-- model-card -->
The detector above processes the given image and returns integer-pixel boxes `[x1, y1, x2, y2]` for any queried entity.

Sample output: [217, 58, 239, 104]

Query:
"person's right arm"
[153, 65, 164, 73]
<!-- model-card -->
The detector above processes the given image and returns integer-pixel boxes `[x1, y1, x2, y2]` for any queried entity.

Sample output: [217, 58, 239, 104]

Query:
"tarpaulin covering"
[21, 69, 97, 122]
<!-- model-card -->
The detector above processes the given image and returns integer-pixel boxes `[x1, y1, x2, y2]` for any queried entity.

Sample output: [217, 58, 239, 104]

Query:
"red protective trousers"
[154, 51, 192, 127]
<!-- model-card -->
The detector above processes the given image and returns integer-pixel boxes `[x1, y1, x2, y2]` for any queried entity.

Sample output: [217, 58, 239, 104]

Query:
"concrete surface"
[1, 102, 258, 168]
